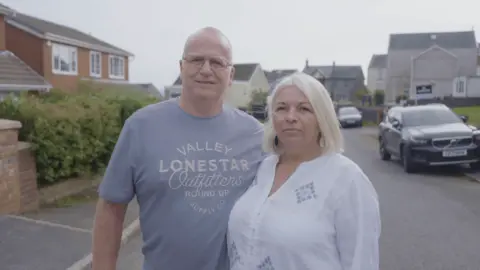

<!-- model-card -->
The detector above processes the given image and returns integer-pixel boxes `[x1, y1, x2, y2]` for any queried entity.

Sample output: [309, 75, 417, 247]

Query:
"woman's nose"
[285, 109, 298, 122]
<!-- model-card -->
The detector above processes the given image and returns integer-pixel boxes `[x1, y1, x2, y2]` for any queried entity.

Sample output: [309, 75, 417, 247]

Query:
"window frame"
[108, 55, 125, 79]
[90, 51, 102, 78]
[52, 43, 78, 75]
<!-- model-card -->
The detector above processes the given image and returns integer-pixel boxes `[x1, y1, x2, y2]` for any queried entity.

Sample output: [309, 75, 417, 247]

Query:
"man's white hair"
[262, 72, 344, 155]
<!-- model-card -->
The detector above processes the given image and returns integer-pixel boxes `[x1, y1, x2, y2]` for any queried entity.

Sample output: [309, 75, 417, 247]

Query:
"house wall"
[367, 67, 386, 91]
[43, 43, 130, 91]
[5, 23, 44, 75]
[0, 15, 5, 50]
[325, 78, 360, 101]
[5, 22, 130, 91]
[225, 82, 250, 109]
[411, 47, 459, 99]
[386, 47, 477, 102]
[249, 66, 270, 94]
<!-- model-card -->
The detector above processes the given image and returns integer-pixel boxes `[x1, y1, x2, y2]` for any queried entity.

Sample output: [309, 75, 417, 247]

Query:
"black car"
[337, 106, 363, 128]
[378, 104, 480, 173]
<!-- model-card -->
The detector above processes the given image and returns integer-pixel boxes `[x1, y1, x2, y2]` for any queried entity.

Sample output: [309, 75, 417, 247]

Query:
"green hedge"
[0, 82, 160, 186]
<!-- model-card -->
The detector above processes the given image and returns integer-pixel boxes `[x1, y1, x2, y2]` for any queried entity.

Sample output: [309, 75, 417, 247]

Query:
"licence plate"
[442, 149, 467, 157]
[347, 120, 355, 123]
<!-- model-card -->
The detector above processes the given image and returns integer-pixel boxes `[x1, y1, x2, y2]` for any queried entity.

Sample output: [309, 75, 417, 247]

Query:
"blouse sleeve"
[334, 170, 381, 270]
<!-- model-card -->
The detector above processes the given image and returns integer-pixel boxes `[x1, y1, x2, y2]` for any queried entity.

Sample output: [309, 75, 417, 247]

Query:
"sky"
[3, 0, 480, 93]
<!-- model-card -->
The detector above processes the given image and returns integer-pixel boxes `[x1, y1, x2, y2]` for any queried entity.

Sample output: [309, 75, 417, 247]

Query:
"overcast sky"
[3, 0, 480, 91]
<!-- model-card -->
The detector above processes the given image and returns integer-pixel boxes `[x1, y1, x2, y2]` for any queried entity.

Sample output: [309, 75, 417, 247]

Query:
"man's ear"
[228, 66, 235, 86]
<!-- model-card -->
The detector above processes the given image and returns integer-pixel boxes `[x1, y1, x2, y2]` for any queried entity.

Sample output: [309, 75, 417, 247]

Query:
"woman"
[227, 72, 381, 270]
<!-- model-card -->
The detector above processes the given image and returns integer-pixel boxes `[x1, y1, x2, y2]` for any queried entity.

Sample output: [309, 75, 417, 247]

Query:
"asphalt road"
[117, 128, 480, 270]
[343, 127, 480, 270]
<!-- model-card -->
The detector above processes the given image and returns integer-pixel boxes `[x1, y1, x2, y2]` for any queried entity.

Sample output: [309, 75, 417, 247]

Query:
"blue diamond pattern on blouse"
[257, 256, 275, 270]
[229, 241, 241, 267]
[295, 182, 317, 203]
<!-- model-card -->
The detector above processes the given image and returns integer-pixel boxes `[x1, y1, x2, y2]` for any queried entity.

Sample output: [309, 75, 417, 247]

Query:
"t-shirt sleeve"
[334, 169, 381, 270]
[98, 117, 138, 204]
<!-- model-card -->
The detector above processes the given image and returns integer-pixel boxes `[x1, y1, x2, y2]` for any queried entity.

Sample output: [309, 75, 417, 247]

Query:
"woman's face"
[271, 85, 320, 151]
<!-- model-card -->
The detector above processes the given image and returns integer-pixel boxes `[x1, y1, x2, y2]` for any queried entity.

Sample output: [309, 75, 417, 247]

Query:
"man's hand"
[91, 198, 128, 270]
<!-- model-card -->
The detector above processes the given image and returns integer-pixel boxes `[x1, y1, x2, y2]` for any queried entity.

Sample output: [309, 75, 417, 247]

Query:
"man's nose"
[199, 60, 214, 75]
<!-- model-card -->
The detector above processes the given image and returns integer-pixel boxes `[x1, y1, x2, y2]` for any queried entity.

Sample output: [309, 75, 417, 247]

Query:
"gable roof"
[0, 3, 10, 14]
[0, 51, 52, 91]
[264, 69, 297, 84]
[172, 63, 259, 85]
[368, 54, 387, 69]
[303, 65, 364, 80]
[388, 30, 477, 51]
[1, 4, 133, 56]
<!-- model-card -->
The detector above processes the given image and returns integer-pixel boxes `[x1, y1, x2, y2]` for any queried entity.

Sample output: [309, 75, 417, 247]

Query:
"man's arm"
[91, 200, 128, 270]
[91, 118, 138, 270]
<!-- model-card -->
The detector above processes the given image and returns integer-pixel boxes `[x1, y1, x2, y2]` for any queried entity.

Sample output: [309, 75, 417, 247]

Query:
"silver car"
[338, 106, 363, 128]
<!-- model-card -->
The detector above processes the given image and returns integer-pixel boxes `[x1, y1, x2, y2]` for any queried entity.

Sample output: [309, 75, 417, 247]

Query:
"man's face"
[180, 33, 234, 100]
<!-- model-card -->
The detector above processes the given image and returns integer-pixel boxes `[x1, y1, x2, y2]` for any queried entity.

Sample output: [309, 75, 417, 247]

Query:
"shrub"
[0, 83, 160, 186]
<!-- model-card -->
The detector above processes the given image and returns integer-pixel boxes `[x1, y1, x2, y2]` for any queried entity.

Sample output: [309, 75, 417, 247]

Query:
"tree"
[248, 89, 268, 111]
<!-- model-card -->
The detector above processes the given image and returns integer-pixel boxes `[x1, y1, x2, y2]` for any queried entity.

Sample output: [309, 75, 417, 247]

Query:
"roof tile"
[0, 51, 52, 90]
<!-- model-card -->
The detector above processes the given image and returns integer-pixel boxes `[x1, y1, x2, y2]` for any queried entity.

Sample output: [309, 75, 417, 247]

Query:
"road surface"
[117, 128, 480, 270]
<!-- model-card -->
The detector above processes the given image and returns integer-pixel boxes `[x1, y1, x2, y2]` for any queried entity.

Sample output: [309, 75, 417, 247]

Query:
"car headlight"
[410, 136, 429, 145]
[474, 133, 480, 143]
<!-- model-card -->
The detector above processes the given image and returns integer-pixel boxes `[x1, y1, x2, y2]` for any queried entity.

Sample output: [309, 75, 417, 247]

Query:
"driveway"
[343, 128, 480, 270]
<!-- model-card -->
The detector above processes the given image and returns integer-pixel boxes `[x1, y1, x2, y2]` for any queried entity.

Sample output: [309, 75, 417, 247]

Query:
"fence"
[406, 97, 480, 107]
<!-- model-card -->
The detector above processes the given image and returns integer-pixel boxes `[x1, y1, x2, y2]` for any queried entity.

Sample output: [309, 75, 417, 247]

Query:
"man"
[91, 27, 265, 270]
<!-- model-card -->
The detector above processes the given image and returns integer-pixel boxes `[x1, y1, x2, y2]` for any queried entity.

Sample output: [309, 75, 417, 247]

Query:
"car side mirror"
[391, 119, 401, 128]
[459, 115, 468, 123]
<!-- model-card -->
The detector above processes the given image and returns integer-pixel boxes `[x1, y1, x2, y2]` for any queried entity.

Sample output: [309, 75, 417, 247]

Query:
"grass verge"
[453, 106, 480, 127]
[41, 186, 99, 209]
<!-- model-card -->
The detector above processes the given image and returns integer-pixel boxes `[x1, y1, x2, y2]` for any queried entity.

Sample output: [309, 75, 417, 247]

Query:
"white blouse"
[227, 153, 381, 270]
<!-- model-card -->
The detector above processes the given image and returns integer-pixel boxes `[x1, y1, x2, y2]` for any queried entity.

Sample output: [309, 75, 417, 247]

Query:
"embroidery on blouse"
[295, 182, 317, 203]
[257, 256, 276, 270]
[229, 241, 241, 267]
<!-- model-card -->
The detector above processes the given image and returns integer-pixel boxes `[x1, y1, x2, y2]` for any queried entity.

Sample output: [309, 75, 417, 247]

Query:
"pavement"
[0, 199, 139, 270]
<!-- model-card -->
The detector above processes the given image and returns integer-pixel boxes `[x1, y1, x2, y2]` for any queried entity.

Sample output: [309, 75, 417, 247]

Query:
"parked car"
[378, 103, 480, 173]
[337, 106, 363, 128]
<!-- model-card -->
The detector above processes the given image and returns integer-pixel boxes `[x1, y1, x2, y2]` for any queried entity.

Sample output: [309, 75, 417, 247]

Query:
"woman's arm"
[334, 170, 381, 270]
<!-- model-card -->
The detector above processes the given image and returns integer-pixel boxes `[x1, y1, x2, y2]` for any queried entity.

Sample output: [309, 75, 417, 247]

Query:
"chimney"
[305, 58, 309, 68]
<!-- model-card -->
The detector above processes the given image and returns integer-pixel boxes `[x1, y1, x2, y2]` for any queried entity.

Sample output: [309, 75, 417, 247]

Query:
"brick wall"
[17, 142, 38, 212]
[0, 119, 38, 214]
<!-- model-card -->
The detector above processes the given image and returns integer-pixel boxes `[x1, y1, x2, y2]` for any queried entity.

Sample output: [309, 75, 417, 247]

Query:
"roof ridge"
[14, 12, 108, 45]
[391, 30, 474, 36]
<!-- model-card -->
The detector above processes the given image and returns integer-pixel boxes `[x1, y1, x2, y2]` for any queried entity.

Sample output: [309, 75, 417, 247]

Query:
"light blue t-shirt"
[98, 98, 265, 270]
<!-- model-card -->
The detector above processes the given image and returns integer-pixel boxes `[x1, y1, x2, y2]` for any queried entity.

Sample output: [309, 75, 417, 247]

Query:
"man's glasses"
[182, 55, 232, 71]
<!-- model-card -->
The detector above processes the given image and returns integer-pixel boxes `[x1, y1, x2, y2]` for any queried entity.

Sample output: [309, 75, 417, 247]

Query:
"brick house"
[0, 3, 133, 92]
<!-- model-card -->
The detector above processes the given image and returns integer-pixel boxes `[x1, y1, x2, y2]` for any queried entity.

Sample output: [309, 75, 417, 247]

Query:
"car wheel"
[401, 145, 417, 173]
[379, 138, 391, 161]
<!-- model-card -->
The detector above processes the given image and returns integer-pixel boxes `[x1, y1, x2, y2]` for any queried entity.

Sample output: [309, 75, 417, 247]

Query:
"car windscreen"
[338, 107, 359, 115]
[402, 108, 462, 127]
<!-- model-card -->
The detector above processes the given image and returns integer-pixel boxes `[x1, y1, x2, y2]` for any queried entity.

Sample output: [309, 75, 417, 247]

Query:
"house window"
[109, 55, 125, 79]
[90, 51, 102, 77]
[52, 44, 77, 75]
